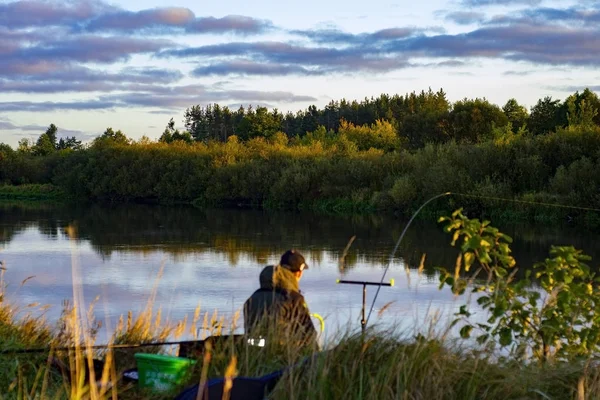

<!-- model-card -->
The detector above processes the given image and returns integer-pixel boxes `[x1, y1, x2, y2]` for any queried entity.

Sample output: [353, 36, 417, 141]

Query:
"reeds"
[2, 292, 600, 399]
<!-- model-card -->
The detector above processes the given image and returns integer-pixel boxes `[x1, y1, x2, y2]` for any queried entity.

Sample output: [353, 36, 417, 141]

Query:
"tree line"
[1, 88, 599, 224]
[6, 87, 600, 154]
[176, 88, 599, 148]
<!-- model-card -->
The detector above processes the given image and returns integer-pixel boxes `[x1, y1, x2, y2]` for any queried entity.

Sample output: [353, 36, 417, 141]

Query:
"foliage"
[449, 98, 509, 143]
[57, 136, 83, 151]
[159, 118, 193, 144]
[529, 96, 563, 135]
[338, 119, 403, 151]
[33, 124, 58, 156]
[502, 98, 529, 133]
[1, 124, 600, 225]
[18, 124, 84, 156]
[438, 209, 600, 364]
[93, 127, 131, 147]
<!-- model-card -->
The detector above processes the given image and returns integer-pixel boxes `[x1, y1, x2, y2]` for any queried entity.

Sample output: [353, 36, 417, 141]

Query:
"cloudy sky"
[0, 0, 598, 146]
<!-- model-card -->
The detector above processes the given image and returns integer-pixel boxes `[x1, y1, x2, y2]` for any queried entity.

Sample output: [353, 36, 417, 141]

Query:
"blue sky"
[0, 0, 598, 146]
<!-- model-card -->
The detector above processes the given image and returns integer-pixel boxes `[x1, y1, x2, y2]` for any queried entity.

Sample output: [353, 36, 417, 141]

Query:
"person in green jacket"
[243, 250, 317, 348]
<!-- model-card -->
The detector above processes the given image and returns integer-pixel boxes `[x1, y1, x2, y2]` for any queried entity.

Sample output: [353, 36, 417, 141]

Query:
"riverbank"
[2, 181, 599, 229]
[0, 295, 596, 400]
[0, 183, 66, 202]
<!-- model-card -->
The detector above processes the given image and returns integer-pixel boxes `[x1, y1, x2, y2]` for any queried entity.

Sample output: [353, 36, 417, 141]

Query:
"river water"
[1, 203, 599, 344]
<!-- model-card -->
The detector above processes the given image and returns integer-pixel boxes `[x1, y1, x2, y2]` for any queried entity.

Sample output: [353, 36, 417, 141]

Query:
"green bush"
[1, 124, 600, 223]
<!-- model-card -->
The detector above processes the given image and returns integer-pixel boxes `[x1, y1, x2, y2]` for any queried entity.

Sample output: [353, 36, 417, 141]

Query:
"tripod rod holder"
[336, 279, 394, 332]
[336, 279, 394, 287]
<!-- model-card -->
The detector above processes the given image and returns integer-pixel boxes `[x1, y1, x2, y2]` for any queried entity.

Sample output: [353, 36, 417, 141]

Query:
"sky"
[0, 0, 599, 146]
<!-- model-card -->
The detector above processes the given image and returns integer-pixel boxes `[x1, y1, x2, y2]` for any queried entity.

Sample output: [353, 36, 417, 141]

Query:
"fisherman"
[243, 249, 317, 348]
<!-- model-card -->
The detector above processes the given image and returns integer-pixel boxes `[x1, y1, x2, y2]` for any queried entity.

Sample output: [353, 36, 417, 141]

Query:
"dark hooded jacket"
[243, 265, 317, 347]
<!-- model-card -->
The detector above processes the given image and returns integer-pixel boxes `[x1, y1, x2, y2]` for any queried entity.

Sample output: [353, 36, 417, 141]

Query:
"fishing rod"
[0, 339, 194, 355]
[365, 192, 451, 327]
[364, 191, 600, 328]
[0, 313, 327, 355]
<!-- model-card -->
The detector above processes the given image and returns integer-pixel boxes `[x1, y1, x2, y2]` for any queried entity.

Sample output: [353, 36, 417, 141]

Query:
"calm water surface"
[1, 203, 599, 343]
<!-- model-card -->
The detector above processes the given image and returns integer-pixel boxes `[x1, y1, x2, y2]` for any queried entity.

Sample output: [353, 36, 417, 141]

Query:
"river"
[1, 203, 599, 344]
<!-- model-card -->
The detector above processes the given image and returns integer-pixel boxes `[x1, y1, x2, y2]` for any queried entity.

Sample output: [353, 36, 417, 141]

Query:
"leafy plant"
[438, 209, 600, 363]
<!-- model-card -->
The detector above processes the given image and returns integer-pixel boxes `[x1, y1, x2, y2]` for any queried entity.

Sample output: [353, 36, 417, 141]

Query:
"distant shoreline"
[1, 182, 597, 229]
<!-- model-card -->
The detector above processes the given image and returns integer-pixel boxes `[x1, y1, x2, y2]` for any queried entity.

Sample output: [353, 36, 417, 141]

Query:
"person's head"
[280, 249, 309, 281]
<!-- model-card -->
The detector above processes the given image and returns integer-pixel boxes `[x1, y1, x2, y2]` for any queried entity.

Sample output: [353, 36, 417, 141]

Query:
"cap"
[280, 249, 309, 272]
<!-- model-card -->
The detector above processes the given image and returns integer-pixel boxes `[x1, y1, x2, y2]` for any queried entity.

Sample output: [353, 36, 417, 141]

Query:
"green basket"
[134, 353, 196, 392]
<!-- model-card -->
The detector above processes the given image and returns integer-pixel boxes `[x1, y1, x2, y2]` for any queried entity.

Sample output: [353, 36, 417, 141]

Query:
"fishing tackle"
[336, 279, 394, 333]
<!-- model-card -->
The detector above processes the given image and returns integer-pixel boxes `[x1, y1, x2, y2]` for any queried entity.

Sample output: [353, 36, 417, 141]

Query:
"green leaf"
[476, 334, 490, 345]
[460, 325, 473, 339]
[476, 295, 489, 304]
[499, 328, 512, 346]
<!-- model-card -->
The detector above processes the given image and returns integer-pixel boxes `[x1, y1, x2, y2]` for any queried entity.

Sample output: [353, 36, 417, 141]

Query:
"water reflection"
[1, 203, 599, 343]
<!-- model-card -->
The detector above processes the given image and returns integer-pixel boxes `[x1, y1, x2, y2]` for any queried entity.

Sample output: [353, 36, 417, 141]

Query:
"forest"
[1, 87, 599, 224]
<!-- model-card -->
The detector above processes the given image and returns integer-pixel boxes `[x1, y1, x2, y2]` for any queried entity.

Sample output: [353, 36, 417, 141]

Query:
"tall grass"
[1, 285, 600, 399]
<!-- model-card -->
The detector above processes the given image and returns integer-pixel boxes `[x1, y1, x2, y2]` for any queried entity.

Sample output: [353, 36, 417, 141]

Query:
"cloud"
[0, 85, 318, 112]
[427, 60, 466, 67]
[14, 35, 173, 64]
[193, 61, 324, 77]
[383, 24, 600, 67]
[0, 120, 18, 129]
[0, 118, 90, 141]
[100, 87, 318, 109]
[290, 26, 445, 46]
[86, 9, 272, 34]
[0, 1, 273, 35]
[503, 70, 534, 76]
[160, 16, 600, 76]
[0, 100, 118, 112]
[0, 0, 116, 29]
[291, 27, 418, 45]
[14, 123, 86, 137]
[0, 67, 184, 93]
[84, 7, 195, 32]
[185, 15, 273, 34]
[550, 85, 600, 93]
[444, 11, 485, 25]
[148, 110, 176, 115]
[461, 0, 542, 6]
[161, 41, 411, 74]
[483, 5, 600, 28]
[509, 7, 599, 25]
[13, 123, 49, 131]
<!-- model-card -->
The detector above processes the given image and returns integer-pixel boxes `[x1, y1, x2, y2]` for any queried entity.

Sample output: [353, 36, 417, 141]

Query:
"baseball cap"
[280, 250, 309, 272]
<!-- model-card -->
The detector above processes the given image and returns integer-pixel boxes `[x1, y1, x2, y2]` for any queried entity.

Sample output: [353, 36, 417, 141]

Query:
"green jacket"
[243, 265, 317, 347]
